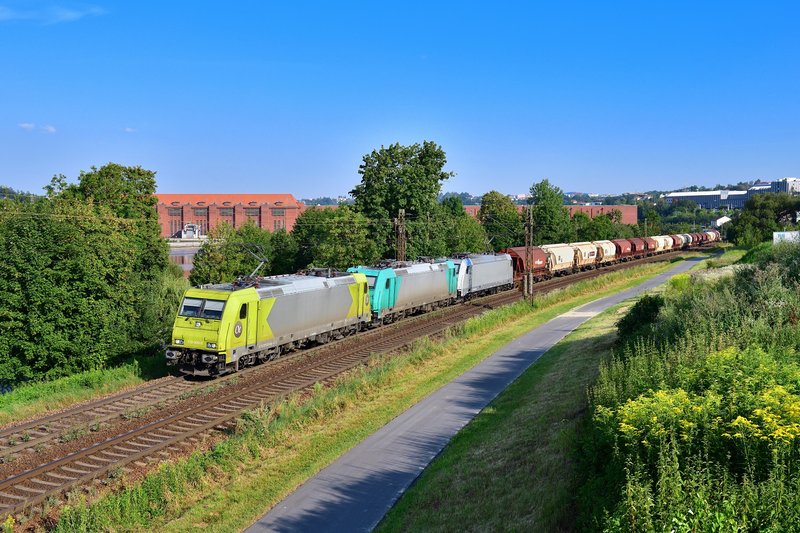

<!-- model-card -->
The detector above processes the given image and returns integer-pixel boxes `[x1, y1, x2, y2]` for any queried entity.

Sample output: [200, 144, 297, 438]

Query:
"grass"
[0, 357, 168, 427]
[52, 256, 701, 532]
[376, 302, 625, 532]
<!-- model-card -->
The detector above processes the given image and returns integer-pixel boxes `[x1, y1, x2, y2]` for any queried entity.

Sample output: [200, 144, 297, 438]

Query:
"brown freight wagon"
[643, 237, 658, 256]
[669, 235, 683, 250]
[612, 239, 633, 261]
[628, 238, 647, 258]
[501, 246, 550, 282]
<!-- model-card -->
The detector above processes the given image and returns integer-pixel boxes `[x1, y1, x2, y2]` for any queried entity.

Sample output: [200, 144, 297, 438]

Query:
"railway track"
[0, 249, 699, 516]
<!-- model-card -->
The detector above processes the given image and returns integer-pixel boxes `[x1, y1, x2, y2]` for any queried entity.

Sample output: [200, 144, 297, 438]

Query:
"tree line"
[191, 142, 640, 285]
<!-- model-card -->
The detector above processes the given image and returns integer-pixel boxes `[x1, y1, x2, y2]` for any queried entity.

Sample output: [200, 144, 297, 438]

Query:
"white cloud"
[123, 127, 137, 133]
[17, 122, 35, 130]
[41, 124, 56, 134]
[0, 4, 106, 24]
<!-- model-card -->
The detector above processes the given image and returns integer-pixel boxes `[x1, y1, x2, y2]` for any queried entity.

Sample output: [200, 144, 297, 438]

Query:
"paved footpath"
[247, 258, 702, 533]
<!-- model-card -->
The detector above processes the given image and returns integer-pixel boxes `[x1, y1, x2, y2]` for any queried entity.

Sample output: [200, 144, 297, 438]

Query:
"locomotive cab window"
[179, 298, 203, 317]
[239, 304, 247, 319]
[179, 298, 226, 320]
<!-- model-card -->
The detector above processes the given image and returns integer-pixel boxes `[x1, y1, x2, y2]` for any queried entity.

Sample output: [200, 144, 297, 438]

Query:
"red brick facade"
[156, 194, 304, 237]
[463, 204, 638, 225]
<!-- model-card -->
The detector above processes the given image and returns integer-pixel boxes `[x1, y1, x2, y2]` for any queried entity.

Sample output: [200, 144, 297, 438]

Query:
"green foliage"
[311, 205, 382, 268]
[581, 244, 800, 531]
[351, 141, 453, 221]
[351, 141, 452, 256]
[615, 294, 664, 344]
[528, 179, 574, 244]
[729, 192, 800, 247]
[189, 222, 272, 285]
[479, 190, 523, 250]
[0, 199, 142, 380]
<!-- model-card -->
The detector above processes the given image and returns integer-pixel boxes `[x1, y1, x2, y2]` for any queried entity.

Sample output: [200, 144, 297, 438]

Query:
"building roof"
[665, 191, 723, 197]
[156, 193, 302, 207]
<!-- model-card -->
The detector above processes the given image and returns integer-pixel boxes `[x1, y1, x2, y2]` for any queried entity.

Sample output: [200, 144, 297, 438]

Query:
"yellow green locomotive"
[166, 271, 371, 376]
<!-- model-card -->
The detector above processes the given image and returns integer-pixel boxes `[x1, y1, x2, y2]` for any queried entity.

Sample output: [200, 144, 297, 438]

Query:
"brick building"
[462, 204, 638, 225]
[156, 194, 304, 238]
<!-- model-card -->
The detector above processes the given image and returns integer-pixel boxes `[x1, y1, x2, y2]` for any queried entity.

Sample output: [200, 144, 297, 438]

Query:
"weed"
[89, 420, 101, 432]
[59, 426, 87, 443]
[20, 432, 30, 442]
[121, 406, 152, 420]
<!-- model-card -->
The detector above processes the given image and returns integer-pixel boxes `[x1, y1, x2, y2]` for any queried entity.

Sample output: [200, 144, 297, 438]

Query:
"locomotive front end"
[166, 289, 229, 376]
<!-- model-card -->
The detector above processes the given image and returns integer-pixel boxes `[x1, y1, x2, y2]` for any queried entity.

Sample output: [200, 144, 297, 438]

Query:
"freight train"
[166, 230, 719, 376]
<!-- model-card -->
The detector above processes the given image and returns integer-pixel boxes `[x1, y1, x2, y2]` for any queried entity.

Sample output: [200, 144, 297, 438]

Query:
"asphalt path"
[247, 257, 702, 533]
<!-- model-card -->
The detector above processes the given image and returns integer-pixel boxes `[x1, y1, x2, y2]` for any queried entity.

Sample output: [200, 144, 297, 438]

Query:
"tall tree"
[479, 191, 523, 251]
[528, 179, 574, 244]
[312, 206, 381, 269]
[351, 141, 453, 256]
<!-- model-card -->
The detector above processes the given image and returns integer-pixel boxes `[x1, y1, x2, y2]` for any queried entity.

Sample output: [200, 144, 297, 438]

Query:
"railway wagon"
[593, 240, 617, 265]
[348, 261, 457, 323]
[643, 237, 658, 255]
[612, 239, 633, 261]
[628, 238, 647, 258]
[670, 235, 685, 249]
[541, 244, 575, 275]
[452, 253, 513, 298]
[166, 272, 371, 376]
[681, 233, 693, 247]
[570, 242, 598, 269]
[651, 235, 670, 253]
[501, 246, 550, 282]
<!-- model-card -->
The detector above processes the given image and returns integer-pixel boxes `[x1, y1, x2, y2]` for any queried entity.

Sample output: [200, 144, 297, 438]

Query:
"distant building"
[713, 216, 732, 228]
[463, 204, 638, 225]
[665, 177, 800, 210]
[156, 194, 305, 238]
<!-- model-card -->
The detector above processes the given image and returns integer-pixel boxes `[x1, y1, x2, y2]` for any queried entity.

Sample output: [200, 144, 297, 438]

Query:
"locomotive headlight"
[206, 342, 217, 349]
[174, 339, 184, 345]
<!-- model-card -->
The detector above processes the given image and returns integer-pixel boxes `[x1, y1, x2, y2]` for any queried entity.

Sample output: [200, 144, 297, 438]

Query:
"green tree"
[267, 228, 299, 275]
[479, 190, 523, 250]
[291, 207, 340, 270]
[351, 141, 453, 256]
[312, 206, 381, 268]
[528, 179, 574, 244]
[0, 199, 142, 381]
[729, 193, 800, 246]
[190, 222, 272, 285]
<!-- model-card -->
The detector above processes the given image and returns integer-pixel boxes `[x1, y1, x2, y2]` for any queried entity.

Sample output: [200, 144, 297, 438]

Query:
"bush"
[581, 243, 800, 531]
[615, 294, 664, 345]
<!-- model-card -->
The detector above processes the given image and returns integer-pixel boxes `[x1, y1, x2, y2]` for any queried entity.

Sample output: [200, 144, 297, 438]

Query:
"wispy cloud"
[17, 122, 35, 131]
[0, 4, 106, 25]
[123, 127, 137, 133]
[41, 124, 56, 134]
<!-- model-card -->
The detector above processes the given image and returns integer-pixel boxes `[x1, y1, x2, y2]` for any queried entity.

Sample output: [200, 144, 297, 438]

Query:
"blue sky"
[1, 1, 799, 198]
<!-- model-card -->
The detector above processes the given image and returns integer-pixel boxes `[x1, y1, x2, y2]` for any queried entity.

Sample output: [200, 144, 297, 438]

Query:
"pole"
[395, 209, 406, 261]
[524, 206, 533, 302]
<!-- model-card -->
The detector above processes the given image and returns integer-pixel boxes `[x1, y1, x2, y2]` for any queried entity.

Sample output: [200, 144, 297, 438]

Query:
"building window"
[271, 208, 285, 217]
[168, 208, 182, 216]
[245, 208, 260, 217]
[273, 220, 284, 230]
[219, 208, 234, 216]
[193, 208, 208, 217]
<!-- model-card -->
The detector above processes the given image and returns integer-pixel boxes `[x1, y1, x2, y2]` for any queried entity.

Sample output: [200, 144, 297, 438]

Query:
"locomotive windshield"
[179, 298, 226, 320]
